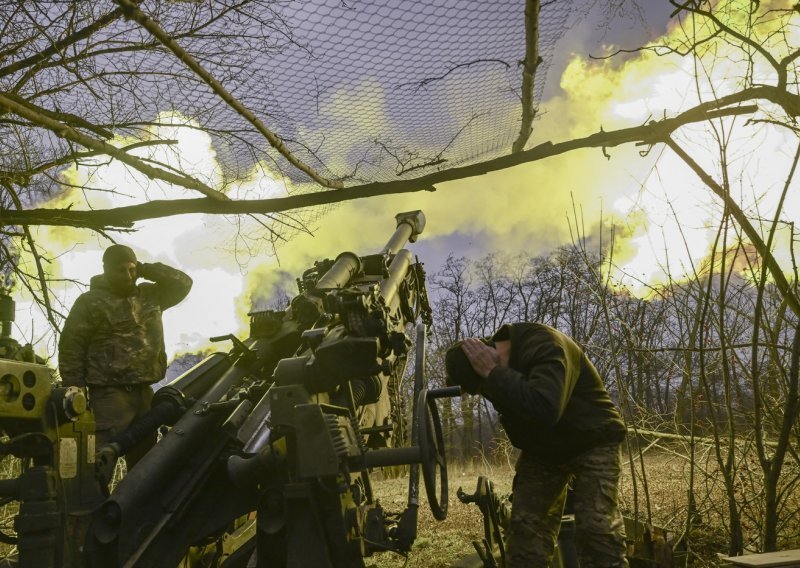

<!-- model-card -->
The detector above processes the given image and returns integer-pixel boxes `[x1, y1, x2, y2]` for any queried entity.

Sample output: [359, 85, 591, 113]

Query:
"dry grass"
[367, 446, 800, 568]
[368, 462, 514, 568]
[617, 444, 800, 565]
[0, 458, 20, 560]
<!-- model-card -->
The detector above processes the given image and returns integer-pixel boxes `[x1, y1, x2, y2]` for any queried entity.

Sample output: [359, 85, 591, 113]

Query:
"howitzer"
[75, 209, 459, 567]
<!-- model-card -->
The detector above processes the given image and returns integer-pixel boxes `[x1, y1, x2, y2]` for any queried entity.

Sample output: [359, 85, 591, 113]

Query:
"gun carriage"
[0, 210, 460, 567]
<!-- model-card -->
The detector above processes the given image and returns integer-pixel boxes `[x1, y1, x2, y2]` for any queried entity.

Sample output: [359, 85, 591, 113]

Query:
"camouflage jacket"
[58, 262, 193, 388]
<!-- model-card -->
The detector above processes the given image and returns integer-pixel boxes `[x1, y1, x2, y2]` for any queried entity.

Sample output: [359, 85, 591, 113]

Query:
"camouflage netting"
[0, 0, 582, 201]
[255, 0, 576, 184]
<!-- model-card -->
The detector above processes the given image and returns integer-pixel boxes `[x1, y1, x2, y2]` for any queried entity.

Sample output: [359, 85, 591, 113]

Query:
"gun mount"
[0, 295, 39, 364]
[0, 210, 462, 568]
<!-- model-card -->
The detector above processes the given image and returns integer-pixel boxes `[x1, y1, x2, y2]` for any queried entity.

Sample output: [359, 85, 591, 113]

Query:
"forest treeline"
[411, 241, 800, 558]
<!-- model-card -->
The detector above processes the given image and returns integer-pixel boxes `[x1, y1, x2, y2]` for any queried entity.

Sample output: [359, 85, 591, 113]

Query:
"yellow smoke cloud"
[256, 0, 800, 302]
[13, 0, 800, 364]
[552, 1, 800, 295]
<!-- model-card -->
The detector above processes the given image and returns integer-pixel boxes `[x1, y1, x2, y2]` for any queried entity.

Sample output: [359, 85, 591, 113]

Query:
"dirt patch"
[369, 464, 514, 568]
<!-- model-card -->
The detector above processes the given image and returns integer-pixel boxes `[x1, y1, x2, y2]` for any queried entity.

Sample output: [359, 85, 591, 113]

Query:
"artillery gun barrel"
[93, 361, 252, 544]
[314, 210, 425, 291]
[105, 353, 233, 458]
[153, 352, 232, 408]
[381, 210, 426, 255]
[379, 249, 413, 308]
[314, 251, 361, 290]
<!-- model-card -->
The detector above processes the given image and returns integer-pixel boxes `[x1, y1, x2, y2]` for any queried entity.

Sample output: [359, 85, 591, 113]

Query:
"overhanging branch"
[511, 0, 541, 153]
[114, 0, 344, 190]
[0, 92, 229, 201]
[1, 103, 757, 229]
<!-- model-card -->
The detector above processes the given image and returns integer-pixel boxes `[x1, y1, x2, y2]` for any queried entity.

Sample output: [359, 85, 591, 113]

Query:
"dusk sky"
[12, 1, 800, 365]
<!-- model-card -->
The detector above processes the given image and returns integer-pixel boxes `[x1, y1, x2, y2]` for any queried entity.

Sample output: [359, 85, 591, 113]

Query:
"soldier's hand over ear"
[461, 338, 500, 379]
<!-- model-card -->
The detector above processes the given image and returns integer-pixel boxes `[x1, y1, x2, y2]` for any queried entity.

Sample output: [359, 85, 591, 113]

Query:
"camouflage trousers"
[506, 443, 628, 568]
[89, 384, 156, 471]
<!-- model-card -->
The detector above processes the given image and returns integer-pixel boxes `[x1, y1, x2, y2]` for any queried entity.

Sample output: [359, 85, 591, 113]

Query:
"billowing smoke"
[11, 3, 800, 364]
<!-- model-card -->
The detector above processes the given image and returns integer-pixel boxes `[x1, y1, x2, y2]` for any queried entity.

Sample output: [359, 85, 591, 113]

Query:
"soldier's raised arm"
[137, 261, 193, 310]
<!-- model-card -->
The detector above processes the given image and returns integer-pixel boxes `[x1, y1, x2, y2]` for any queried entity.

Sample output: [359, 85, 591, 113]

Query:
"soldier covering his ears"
[446, 322, 629, 567]
[58, 244, 193, 478]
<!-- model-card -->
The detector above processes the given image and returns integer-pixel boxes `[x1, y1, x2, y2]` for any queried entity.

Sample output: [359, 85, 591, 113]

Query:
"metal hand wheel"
[416, 387, 448, 520]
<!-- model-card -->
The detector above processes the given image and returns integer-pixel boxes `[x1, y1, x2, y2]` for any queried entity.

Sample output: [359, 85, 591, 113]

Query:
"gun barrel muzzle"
[381, 210, 426, 255]
[0, 295, 14, 338]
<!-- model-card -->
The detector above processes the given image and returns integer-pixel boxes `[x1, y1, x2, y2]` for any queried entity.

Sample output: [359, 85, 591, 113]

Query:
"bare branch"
[512, 0, 541, 153]
[1, 104, 758, 229]
[0, 6, 124, 79]
[396, 59, 511, 92]
[663, 135, 800, 318]
[113, 0, 344, 190]
[0, 91, 229, 201]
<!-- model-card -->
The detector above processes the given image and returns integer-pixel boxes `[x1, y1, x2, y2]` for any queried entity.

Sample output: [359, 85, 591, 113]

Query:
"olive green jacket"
[482, 323, 626, 462]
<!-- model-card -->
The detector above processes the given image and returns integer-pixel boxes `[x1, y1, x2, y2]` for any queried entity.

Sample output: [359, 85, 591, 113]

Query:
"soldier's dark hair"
[444, 338, 494, 395]
[103, 244, 137, 266]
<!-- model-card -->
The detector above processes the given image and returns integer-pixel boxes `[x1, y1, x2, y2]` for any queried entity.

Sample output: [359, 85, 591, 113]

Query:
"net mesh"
[0, 0, 581, 200]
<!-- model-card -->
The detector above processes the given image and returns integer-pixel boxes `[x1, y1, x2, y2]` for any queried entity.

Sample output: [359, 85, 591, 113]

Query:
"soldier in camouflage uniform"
[446, 323, 629, 567]
[59, 244, 192, 472]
